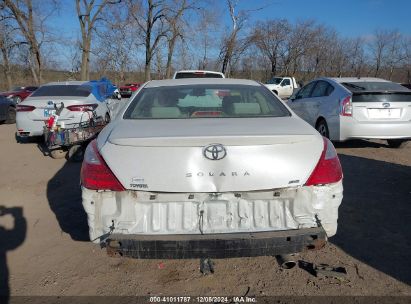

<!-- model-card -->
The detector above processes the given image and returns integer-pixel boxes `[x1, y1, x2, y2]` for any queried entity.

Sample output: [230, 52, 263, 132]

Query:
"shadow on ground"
[331, 154, 411, 286]
[46, 161, 89, 241]
[333, 139, 388, 149]
[0, 206, 26, 302]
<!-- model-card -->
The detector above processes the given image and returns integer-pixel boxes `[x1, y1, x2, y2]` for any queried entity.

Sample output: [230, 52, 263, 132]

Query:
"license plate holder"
[368, 108, 401, 119]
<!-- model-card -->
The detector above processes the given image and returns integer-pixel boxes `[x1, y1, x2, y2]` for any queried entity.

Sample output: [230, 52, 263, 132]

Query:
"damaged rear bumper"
[105, 227, 327, 259]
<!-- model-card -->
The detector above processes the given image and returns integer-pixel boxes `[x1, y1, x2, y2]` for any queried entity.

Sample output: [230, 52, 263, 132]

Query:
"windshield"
[342, 82, 409, 92]
[30, 85, 92, 97]
[267, 77, 283, 85]
[124, 84, 290, 119]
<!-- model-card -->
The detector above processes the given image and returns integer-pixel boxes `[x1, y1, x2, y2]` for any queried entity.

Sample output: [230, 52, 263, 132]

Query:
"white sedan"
[16, 80, 121, 137]
[81, 78, 343, 259]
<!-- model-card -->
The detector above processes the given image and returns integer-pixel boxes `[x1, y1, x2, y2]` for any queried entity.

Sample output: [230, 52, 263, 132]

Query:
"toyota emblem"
[203, 144, 227, 160]
[382, 102, 390, 108]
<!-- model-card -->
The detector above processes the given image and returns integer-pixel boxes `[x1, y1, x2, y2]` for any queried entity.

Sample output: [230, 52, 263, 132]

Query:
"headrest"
[232, 103, 261, 115]
[151, 107, 182, 118]
[222, 95, 242, 105]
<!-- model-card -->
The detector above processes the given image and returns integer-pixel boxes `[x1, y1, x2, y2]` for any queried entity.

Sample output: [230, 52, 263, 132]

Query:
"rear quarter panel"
[318, 89, 343, 141]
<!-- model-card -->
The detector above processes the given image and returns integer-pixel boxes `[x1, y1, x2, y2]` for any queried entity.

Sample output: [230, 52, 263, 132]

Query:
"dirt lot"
[0, 123, 410, 298]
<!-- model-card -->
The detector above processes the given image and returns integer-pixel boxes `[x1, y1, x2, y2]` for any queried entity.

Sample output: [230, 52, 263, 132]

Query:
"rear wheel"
[387, 139, 408, 148]
[5, 107, 16, 124]
[316, 119, 329, 138]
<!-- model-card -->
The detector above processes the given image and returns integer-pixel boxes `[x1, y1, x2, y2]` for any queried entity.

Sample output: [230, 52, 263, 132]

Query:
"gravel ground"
[0, 123, 410, 298]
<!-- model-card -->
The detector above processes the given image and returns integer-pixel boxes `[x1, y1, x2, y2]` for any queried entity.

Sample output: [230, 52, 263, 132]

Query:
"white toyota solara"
[80, 78, 343, 259]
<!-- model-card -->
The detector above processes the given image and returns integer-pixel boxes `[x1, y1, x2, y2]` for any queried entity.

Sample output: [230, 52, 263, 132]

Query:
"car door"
[288, 81, 317, 122]
[280, 78, 293, 98]
[307, 81, 330, 126]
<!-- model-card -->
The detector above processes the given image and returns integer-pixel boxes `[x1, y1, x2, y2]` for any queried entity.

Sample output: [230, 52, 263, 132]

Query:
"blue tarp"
[82, 77, 117, 102]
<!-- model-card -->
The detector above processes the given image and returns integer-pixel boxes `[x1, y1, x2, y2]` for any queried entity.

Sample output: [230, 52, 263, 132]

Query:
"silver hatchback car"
[288, 77, 411, 148]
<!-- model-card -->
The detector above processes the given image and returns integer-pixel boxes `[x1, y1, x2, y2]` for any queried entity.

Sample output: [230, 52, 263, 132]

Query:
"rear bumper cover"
[105, 227, 326, 259]
[340, 116, 411, 140]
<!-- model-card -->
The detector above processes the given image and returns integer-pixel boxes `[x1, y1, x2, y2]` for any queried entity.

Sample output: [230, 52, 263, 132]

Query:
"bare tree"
[251, 19, 290, 77]
[76, 0, 120, 81]
[194, 8, 217, 70]
[3, 0, 56, 84]
[345, 37, 366, 77]
[128, 0, 168, 81]
[0, 9, 21, 89]
[369, 29, 394, 77]
[164, 0, 197, 78]
[219, 0, 246, 76]
[281, 20, 316, 78]
[94, 2, 138, 83]
[385, 31, 406, 80]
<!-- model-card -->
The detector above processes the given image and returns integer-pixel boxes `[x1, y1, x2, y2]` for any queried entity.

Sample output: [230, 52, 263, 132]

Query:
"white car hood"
[98, 117, 323, 192]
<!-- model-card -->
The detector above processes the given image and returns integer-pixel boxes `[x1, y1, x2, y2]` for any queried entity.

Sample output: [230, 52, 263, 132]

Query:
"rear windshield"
[123, 84, 290, 119]
[31, 85, 92, 97]
[352, 92, 411, 102]
[342, 81, 409, 92]
[174, 72, 224, 79]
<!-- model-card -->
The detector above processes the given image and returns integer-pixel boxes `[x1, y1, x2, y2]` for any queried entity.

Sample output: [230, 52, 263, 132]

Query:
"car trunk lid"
[351, 91, 411, 122]
[22, 96, 91, 122]
[99, 118, 323, 192]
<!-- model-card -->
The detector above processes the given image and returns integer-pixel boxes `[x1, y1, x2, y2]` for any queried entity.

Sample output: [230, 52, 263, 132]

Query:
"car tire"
[50, 149, 66, 159]
[105, 113, 111, 123]
[387, 139, 408, 148]
[316, 119, 330, 138]
[5, 107, 16, 124]
[14, 96, 22, 104]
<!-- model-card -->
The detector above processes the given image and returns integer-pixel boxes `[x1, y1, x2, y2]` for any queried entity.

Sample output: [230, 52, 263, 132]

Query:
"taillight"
[340, 96, 352, 116]
[305, 137, 343, 186]
[80, 139, 125, 191]
[130, 86, 138, 91]
[67, 104, 98, 112]
[16, 105, 35, 112]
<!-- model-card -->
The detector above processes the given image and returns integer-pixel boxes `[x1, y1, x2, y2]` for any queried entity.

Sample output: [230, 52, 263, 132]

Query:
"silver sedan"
[80, 78, 343, 259]
[288, 77, 411, 148]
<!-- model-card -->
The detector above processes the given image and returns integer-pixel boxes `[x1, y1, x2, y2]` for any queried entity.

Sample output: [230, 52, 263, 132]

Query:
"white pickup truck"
[264, 77, 299, 99]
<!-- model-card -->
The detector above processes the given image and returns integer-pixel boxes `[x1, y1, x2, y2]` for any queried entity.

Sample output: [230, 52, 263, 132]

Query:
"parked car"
[288, 77, 411, 148]
[16, 78, 121, 138]
[0, 86, 38, 104]
[265, 76, 299, 99]
[81, 78, 343, 260]
[0, 95, 16, 124]
[119, 83, 143, 98]
[173, 70, 225, 79]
